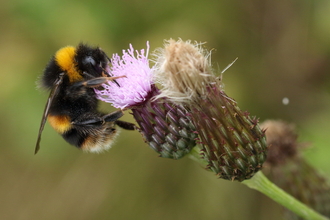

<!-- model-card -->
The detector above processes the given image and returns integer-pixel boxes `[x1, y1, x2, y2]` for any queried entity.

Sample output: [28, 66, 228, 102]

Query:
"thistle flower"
[95, 43, 153, 109]
[153, 39, 267, 181]
[261, 120, 330, 219]
[94, 42, 197, 159]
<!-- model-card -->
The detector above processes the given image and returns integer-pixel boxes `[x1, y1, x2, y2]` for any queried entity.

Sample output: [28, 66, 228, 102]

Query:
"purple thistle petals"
[94, 42, 153, 109]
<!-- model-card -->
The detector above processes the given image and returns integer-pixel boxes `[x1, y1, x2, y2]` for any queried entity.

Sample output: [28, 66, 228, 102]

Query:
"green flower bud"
[132, 86, 197, 159]
[191, 87, 267, 181]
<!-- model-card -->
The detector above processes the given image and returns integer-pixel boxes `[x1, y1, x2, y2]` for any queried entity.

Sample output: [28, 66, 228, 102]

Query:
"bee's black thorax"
[42, 56, 63, 89]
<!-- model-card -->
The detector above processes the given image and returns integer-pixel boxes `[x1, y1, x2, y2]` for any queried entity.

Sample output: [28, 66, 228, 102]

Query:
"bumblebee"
[35, 43, 135, 154]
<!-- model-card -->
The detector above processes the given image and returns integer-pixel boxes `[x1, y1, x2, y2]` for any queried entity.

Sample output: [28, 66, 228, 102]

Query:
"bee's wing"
[34, 73, 64, 154]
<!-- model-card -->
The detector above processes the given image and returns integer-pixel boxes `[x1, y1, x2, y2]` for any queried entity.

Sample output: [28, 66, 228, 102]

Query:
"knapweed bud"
[94, 42, 197, 159]
[154, 39, 267, 181]
[261, 120, 330, 219]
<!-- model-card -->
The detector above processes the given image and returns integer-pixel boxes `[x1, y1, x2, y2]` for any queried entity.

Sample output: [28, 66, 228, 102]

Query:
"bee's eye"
[83, 56, 96, 67]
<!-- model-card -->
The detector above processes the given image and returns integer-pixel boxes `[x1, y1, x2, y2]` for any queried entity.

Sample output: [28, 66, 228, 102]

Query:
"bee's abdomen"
[47, 114, 72, 134]
[62, 123, 119, 153]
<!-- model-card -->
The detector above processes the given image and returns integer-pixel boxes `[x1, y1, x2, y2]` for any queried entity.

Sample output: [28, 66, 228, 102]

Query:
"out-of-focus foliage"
[0, 0, 329, 219]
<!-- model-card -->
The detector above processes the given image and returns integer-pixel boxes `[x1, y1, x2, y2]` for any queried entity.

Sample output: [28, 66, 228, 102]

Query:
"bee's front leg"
[71, 110, 124, 126]
[78, 75, 125, 88]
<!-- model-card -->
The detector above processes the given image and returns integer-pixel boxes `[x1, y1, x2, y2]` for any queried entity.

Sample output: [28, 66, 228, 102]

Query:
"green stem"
[243, 171, 328, 220]
[188, 147, 329, 220]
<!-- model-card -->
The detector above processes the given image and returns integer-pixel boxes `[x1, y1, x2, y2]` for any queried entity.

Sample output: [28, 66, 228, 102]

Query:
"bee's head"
[41, 44, 112, 89]
[75, 43, 111, 79]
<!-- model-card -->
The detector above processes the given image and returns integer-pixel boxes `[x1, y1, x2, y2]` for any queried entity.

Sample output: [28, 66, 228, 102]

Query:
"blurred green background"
[1, 0, 330, 219]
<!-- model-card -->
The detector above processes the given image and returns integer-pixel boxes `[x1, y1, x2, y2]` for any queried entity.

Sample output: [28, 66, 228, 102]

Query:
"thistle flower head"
[191, 87, 268, 181]
[95, 40, 268, 173]
[153, 39, 267, 181]
[153, 39, 216, 103]
[94, 42, 153, 109]
[94, 42, 198, 159]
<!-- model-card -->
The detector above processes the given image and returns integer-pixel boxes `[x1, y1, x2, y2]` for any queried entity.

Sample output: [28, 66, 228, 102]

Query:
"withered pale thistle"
[94, 42, 197, 159]
[153, 39, 214, 103]
[153, 39, 267, 181]
[261, 120, 330, 218]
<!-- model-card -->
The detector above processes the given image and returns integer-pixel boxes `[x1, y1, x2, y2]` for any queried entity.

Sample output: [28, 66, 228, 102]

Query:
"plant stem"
[188, 147, 329, 220]
[243, 171, 328, 220]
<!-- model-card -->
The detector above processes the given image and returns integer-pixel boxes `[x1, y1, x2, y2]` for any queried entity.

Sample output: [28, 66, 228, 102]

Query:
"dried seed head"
[153, 39, 216, 103]
[260, 120, 298, 166]
[261, 120, 330, 218]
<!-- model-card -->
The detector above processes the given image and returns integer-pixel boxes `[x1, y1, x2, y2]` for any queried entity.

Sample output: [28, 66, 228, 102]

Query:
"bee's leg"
[115, 120, 137, 130]
[103, 110, 124, 122]
[72, 110, 124, 126]
[76, 76, 125, 88]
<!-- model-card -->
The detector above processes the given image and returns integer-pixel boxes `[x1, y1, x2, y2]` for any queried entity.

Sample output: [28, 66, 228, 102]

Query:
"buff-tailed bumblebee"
[35, 43, 136, 154]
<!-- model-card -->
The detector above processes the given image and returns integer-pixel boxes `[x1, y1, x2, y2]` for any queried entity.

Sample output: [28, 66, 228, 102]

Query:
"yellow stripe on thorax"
[55, 46, 83, 83]
[47, 115, 72, 134]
